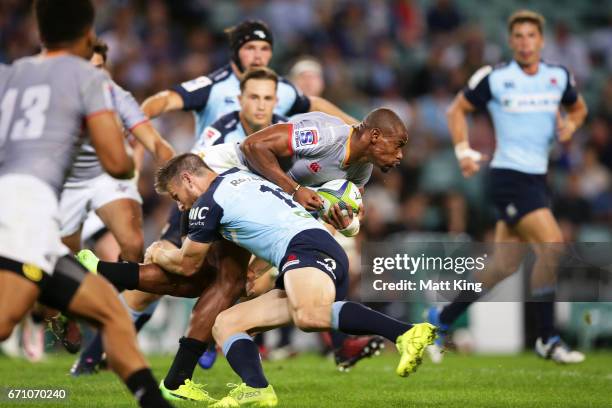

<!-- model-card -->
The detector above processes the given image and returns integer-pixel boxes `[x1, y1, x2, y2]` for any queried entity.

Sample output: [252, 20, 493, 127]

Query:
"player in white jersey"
[428, 10, 588, 363]
[0, 1, 172, 406]
[64, 40, 174, 373]
[60, 40, 174, 261]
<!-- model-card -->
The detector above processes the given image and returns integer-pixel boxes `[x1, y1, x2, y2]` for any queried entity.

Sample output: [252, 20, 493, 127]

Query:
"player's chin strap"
[454, 141, 482, 162]
[339, 216, 360, 237]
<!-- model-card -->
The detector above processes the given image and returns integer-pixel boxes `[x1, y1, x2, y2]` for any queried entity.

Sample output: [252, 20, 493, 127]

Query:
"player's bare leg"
[160, 242, 251, 395]
[96, 198, 144, 262]
[67, 273, 146, 378]
[0, 272, 40, 341]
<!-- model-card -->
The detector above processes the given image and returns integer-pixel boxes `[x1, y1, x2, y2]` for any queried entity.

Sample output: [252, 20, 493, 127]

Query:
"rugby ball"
[315, 179, 362, 219]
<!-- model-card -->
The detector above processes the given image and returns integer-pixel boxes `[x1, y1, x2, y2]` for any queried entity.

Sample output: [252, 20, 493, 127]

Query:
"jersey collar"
[341, 126, 355, 168]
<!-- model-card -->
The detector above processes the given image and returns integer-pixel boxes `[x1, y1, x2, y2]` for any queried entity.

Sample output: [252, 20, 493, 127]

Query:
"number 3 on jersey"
[0, 85, 51, 145]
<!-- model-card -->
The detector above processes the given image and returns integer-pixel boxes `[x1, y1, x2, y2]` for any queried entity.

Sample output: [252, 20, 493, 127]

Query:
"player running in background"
[149, 154, 436, 407]
[428, 10, 588, 363]
[64, 39, 174, 373]
[0, 1, 172, 406]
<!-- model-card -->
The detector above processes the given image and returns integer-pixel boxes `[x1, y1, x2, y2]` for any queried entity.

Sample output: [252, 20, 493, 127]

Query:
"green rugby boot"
[159, 379, 217, 404]
[75, 249, 99, 274]
[210, 383, 278, 407]
[395, 322, 437, 377]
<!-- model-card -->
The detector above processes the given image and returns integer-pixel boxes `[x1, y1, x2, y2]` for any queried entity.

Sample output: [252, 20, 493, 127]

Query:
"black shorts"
[159, 205, 188, 248]
[276, 229, 349, 301]
[0, 255, 86, 311]
[489, 168, 550, 226]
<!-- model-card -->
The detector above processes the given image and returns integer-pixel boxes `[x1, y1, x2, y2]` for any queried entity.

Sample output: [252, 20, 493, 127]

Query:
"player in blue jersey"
[149, 154, 436, 406]
[428, 10, 588, 363]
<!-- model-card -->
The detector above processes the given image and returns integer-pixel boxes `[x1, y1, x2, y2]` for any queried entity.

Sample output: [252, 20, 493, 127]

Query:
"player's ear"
[369, 128, 381, 145]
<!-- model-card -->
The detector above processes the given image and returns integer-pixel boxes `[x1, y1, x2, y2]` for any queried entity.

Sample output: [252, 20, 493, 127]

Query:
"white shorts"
[0, 175, 69, 274]
[60, 173, 142, 237]
[81, 213, 106, 243]
[194, 143, 248, 174]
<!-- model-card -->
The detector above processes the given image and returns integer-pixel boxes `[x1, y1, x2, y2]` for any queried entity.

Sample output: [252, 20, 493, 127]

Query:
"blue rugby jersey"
[463, 60, 578, 174]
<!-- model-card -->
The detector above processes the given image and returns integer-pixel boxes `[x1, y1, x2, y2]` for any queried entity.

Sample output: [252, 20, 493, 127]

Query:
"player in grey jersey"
[0, 1, 172, 406]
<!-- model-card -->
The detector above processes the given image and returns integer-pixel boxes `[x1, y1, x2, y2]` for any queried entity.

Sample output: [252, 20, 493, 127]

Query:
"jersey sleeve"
[288, 114, 331, 157]
[187, 192, 224, 243]
[110, 81, 148, 130]
[560, 67, 579, 105]
[281, 79, 311, 116]
[171, 75, 214, 112]
[80, 68, 114, 118]
[463, 65, 493, 110]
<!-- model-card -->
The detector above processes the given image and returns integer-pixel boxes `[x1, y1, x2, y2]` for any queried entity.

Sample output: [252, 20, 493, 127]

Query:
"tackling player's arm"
[308, 96, 358, 125]
[150, 238, 209, 277]
[240, 124, 323, 210]
[140, 90, 184, 118]
[87, 112, 135, 179]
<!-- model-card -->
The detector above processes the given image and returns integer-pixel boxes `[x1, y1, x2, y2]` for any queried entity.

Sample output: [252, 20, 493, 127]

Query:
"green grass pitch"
[1, 351, 611, 407]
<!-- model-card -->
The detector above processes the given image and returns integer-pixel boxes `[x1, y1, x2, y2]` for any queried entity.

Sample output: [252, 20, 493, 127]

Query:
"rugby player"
[150, 153, 437, 407]
[427, 10, 588, 363]
[78, 107, 411, 401]
[60, 39, 174, 371]
[0, 1, 172, 406]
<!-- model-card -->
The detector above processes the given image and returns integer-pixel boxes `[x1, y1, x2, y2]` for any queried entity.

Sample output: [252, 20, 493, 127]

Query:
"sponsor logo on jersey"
[189, 206, 209, 220]
[294, 128, 319, 147]
[503, 81, 515, 89]
[309, 162, 321, 173]
[282, 254, 301, 271]
[500, 93, 561, 113]
[181, 76, 212, 92]
[202, 126, 221, 144]
[225, 97, 235, 104]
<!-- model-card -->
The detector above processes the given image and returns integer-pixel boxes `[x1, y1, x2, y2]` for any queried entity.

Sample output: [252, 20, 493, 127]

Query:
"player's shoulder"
[290, 111, 343, 127]
[211, 110, 241, 134]
[540, 60, 572, 77]
[179, 64, 233, 93]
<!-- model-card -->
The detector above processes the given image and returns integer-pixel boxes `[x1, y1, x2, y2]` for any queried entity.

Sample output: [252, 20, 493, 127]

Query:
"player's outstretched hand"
[294, 186, 324, 211]
[322, 203, 353, 230]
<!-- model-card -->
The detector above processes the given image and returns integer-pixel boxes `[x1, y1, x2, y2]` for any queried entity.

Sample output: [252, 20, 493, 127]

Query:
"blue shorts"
[489, 168, 550, 226]
[276, 229, 349, 301]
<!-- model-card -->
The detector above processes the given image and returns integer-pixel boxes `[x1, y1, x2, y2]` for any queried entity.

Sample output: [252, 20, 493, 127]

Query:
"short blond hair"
[508, 10, 545, 34]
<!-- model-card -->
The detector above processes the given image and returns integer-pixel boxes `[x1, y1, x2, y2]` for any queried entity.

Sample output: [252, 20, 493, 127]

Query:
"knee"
[212, 309, 236, 342]
[292, 307, 330, 332]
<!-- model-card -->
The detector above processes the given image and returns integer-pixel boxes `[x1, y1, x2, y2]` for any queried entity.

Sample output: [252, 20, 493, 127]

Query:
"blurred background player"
[0, 1, 172, 406]
[64, 39, 175, 375]
[428, 9, 588, 363]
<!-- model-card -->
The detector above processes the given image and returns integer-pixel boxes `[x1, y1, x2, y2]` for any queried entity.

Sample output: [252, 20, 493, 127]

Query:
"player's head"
[507, 10, 545, 67]
[90, 39, 108, 69]
[34, 0, 96, 58]
[361, 108, 409, 172]
[238, 67, 279, 132]
[225, 20, 273, 73]
[289, 57, 324, 97]
[155, 153, 213, 210]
